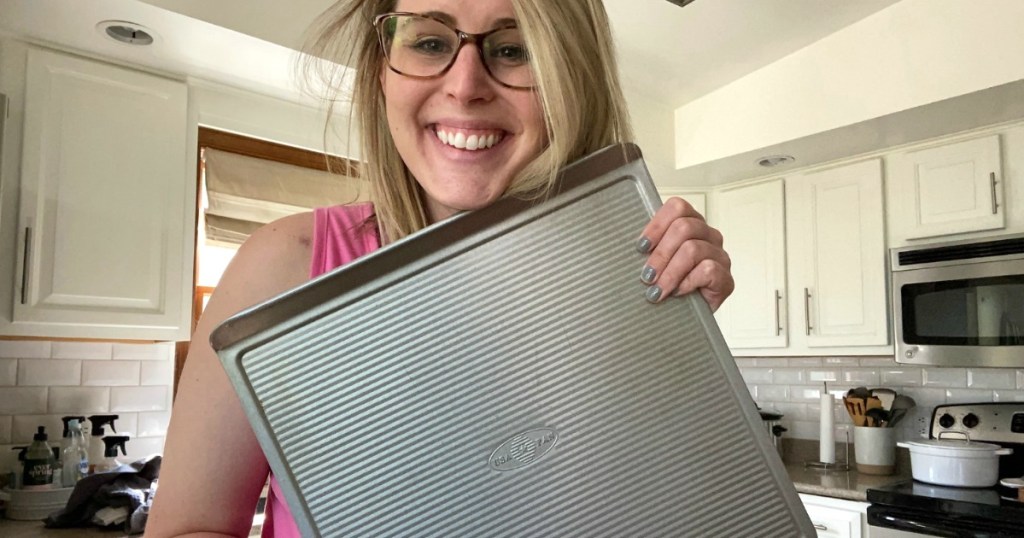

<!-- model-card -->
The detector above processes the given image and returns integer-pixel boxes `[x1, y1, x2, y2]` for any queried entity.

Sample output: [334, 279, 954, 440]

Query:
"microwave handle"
[804, 288, 813, 336]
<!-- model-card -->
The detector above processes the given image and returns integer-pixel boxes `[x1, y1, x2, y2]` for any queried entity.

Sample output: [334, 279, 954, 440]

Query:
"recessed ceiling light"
[756, 154, 796, 168]
[97, 20, 155, 46]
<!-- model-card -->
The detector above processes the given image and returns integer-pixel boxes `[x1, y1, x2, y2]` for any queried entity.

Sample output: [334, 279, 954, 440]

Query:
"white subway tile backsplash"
[753, 358, 789, 367]
[48, 387, 110, 414]
[841, 368, 880, 385]
[823, 357, 861, 366]
[113, 413, 138, 438]
[110, 386, 168, 412]
[127, 436, 165, 458]
[82, 361, 140, 387]
[774, 368, 806, 384]
[18, 359, 81, 387]
[12, 415, 64, 445]
[789, 421, 821, 440]
[922, 368, 968, 388]
[967, 370, 1016, 390]
[137, 411, 171, 438]
[881, 369, 922, 386]
[772, 402, 808, 421]
[112, 342, 174, 361]
[140, 361, 173, 386]
[791, 386, 824, 402]
[899, 387, 947, 409]
[757, 385, 790, 402]
[0, 359, 16, 386]
[739, 368, 773, 384]
[808, 369, 840, 382]
[858, 357, 896, 367]
[1017, 370, 1024, 390]
[0, 388, 48, 414]
[994, 390, 1024, 402]
[51, 342, 112, 361]
[0, 416, 11, 444]
[789, 358, 822, 367]
[746, 385, 757, 400]
[0, 341, 50, 360]
[946, 389, 995, 404]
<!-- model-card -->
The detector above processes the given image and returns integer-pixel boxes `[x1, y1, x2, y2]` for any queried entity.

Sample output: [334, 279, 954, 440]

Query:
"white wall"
[674, 0, 1024, 169]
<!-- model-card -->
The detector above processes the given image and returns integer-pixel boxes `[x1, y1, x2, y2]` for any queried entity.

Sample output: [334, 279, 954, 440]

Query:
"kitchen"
[1, 0, 1024, 536]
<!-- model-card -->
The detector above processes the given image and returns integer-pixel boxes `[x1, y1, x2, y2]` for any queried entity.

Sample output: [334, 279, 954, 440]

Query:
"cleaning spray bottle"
[59, 415, 86, 464]
[62, 419, 89, 486]
[86, 415, 119, 474]
[22, 427, 54, 489]
[94, 436, 130, 473]
[8, 446, 28, 489]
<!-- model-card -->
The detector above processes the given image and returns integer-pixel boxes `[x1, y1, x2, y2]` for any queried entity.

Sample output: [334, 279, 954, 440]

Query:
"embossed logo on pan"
[488, 428, 558, 471]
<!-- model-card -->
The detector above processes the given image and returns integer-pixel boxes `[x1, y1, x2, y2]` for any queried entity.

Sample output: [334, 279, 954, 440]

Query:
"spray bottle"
[61, 419, 89, 486]
[59, 415, 86, 465]
[94, 436, 130, 473]
[22, 427, 54, 489]
[86, 415, 119, 474]
[8, 446, 27, 489]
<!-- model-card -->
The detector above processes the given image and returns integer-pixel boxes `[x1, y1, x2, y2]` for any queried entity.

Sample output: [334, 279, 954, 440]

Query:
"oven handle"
[869, 508, 967, 537]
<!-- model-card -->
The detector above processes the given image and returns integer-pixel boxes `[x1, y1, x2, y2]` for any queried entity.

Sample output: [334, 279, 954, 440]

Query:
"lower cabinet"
[799, 494, 868, 538]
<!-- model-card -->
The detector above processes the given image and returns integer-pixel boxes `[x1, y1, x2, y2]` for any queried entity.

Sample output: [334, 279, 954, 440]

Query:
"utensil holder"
[854, 426, 895, 475]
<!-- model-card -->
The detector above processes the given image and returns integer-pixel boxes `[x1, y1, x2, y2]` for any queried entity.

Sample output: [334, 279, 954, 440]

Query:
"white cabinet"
[889, 135, 1004, 241]
[713, 160, 889, 355]
[713, 179, 787, 348]
[0, 46, 195, 341]
[799, 494, 868, 538]
[787, 160, 888, 348]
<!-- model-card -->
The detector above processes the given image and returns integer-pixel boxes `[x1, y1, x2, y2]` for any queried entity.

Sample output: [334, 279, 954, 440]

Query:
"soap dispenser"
[22, 427, 54, 489]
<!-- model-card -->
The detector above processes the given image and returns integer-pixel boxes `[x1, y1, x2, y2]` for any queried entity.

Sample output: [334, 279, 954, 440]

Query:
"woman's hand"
[636, 197, 734, 312]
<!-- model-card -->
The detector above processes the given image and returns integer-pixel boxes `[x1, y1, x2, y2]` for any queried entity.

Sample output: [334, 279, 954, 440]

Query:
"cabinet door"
[788, 160, 888, 347]
[713, 180, 787, 348]
[12, 48, 193, 340]
[900, 135, 1003, 240]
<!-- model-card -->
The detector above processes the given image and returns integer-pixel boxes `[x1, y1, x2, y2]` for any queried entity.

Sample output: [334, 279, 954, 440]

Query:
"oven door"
[868, 504, 1021, 537]
[893, 257, 1024, 367]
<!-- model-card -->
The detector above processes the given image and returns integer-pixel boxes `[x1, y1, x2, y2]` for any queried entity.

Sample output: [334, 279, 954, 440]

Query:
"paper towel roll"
[820, 391, 836, 464]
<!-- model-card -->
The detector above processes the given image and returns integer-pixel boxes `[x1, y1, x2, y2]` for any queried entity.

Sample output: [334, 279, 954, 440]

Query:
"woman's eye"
[490, 44, 529, 64]
[410, 36, 453, 56]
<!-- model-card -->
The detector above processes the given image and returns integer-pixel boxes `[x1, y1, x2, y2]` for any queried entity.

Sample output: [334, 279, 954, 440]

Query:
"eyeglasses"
[373, 12, 535, 89]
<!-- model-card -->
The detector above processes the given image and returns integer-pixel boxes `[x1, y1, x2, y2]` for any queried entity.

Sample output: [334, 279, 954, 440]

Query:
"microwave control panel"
[930, 403, 1024, 444]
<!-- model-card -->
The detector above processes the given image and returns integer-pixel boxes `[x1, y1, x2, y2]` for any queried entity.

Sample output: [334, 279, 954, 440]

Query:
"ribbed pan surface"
[222, 149, 810, 537]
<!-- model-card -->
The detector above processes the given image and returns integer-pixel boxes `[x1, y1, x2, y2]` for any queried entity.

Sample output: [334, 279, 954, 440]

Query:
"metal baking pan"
[212, 143, 814, 537]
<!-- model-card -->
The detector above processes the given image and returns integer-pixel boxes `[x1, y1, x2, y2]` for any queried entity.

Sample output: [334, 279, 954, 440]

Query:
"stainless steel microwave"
[891, 234, 1024, 367]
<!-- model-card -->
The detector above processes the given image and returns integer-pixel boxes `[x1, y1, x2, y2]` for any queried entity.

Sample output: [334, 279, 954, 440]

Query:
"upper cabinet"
[786, 160, 888, 348]
[713, 160, 889, 356]
[713, 180, 787, 349]
[888, 135, 1004, 242]
[0, 46, 195, 341]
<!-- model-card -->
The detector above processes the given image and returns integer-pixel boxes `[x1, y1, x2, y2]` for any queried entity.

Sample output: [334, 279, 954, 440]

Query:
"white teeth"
[436, 128, 503, 151]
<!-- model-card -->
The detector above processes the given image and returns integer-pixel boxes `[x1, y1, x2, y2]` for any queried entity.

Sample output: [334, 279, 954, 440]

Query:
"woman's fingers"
[638, 197, 734, 311]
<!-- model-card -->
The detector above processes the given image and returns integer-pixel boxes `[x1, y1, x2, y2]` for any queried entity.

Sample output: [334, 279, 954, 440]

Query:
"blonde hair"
[303, 0, 633, 242]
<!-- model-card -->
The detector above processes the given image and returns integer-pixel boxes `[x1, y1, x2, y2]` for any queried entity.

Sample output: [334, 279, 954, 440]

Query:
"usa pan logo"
[488, 428, 558, 471]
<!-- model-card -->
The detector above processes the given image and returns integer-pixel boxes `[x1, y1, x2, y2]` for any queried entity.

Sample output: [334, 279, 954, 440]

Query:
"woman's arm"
[146, 212, 314, 538]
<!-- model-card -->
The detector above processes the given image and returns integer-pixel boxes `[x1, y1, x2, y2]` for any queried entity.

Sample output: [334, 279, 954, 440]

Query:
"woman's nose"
[443, 45, 496, 103]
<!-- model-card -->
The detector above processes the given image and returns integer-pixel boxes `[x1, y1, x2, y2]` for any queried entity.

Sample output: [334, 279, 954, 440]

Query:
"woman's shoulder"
[219, 212, 315, 300]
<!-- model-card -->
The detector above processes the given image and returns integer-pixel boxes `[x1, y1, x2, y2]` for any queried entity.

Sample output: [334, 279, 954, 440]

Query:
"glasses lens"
[483, 28, 533, 88]
[380, 15, 458, 77]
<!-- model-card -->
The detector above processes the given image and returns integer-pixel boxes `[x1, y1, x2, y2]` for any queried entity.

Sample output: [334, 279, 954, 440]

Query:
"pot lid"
[901, 439, 1008, 454]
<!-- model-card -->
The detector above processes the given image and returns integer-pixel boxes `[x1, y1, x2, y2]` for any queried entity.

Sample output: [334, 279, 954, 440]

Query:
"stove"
[866, 403, 1024, 537]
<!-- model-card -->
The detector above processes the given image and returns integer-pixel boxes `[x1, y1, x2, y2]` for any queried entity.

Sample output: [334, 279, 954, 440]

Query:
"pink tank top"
[262, 203, 380, 538]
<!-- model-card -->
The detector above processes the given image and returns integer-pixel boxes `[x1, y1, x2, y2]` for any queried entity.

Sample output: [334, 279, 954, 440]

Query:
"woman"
[147, 0, 733, 536]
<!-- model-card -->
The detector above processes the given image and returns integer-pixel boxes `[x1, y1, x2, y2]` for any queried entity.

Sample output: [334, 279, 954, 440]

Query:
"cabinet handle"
[991, 172, 999, 214]
[774, 289, 782, 336]
[813, 523, 828, 531]
[804, 288, 813, 336]
[20, 227, 32, 305]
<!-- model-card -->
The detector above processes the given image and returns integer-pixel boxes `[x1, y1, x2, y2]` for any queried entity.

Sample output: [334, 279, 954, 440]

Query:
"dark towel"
[44, 455, 161, 534]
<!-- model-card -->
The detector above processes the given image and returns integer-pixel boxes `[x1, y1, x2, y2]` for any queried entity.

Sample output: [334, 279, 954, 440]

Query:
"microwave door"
[894, 257, 1024, 367]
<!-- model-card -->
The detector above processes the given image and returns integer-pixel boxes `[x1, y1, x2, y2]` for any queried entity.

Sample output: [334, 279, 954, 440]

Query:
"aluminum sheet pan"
[212, 143, 814, 537]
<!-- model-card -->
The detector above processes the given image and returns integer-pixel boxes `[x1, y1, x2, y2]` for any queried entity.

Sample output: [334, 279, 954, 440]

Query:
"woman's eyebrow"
[421, 11, 518, 29]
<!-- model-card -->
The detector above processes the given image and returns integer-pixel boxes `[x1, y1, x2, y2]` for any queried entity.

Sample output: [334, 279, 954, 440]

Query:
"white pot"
[897, 439, 1013, 488]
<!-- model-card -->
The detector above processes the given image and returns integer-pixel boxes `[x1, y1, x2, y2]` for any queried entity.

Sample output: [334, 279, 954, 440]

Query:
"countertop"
[786, 462, 912, 501]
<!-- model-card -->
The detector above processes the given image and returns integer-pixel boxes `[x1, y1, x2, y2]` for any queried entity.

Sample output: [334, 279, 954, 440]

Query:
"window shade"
[203, 148, 368, 245]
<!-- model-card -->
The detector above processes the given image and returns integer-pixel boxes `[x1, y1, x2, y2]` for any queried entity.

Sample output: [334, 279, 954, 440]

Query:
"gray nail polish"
[636, 237, 652, 254]
[641, 265, 657, 284]
[645, 286, 662, 303]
